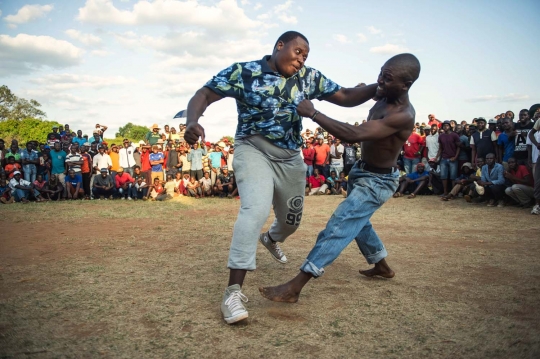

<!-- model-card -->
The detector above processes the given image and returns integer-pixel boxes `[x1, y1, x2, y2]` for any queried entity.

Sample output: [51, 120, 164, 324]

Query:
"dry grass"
[1, 195, 539, 359]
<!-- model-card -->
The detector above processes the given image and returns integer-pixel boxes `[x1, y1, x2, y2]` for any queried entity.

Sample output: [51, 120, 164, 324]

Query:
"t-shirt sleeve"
[204, 63, 244, 100]
[470, 136, 475, 145]
[490, 131, 497, 141]
[534, 120, 540, 131]
[306, 68, 341, 101]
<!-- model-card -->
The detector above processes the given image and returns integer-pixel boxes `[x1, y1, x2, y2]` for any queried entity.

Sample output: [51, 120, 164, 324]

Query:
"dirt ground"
[1, 195, 539, 359]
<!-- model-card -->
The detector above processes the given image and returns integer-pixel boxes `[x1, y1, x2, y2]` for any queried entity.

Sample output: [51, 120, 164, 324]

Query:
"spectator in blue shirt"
[478, 153, 505, 206]
[187, 141, 207, 181]
[208, 143, 226, 186]
[497, 118, 515, 169]
[72, 130, 87, 147]
[149, 145, 164, 182]
[394, 162, 429, 198]
[20, 142, 39, 183]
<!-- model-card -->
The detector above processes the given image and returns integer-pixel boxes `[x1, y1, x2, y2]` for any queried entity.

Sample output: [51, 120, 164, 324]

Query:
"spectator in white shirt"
[119, 139, 136, 176]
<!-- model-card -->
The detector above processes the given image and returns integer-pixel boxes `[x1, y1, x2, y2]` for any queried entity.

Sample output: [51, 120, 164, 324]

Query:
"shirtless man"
[259, 53, 421, 303]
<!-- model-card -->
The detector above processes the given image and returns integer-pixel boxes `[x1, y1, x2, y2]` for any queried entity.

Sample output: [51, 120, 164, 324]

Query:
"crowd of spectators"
[2, 106, 540, 216]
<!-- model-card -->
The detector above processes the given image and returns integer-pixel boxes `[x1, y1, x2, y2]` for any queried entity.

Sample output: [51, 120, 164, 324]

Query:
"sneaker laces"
[270, 241, 284, 258]
[224, 291, 248, 314]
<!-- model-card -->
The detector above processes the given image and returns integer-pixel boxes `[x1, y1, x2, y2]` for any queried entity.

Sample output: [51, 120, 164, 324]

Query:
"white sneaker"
[120, 197, 125, 200]
[221, 284, 248, 324]
[259, 232, 287, 263]
[127, 197, 132, 200]
[531, 204, 540, 215]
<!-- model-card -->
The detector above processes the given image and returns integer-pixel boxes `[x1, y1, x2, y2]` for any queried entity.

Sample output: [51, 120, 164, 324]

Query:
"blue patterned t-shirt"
[204, 55, 341, 149]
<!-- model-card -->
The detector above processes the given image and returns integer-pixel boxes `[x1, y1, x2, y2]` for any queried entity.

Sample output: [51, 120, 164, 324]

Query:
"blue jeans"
[300, 162, 399, 277]
[305, 164, 313, 178]
[439, 158, 458, 180]
[117, 184, 133, 198]
[403, 157, 420, 174]
[13, 188, 40, 202]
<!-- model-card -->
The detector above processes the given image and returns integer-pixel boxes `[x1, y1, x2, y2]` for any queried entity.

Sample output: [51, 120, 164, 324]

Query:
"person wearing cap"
[208, 143, 226, 186]
[442, 162, 473, 200]
[213, 166, 233, 198]
[92, 168, 116, 200]
[115, 167, 135, 200]
[146, 124, 161, 146]
[72, 130, 86, 147]
[503, 157, 534, 207]
[90, 130, 103, 145]
[394, 162, 429, 198]
[9, 171, 45, 203]
[488, 119, 498, 134]
[119, 139, 136, 177]
[435, 120, 461, 197]
[471, 117, 497, 167]
[47, 125, 61, 143]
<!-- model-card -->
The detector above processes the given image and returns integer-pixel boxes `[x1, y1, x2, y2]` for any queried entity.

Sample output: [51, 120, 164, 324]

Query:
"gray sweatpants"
[228, 138, 307, 270]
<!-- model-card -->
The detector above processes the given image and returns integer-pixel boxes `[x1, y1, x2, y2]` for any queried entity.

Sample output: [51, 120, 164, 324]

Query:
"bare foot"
[259, 283, 300, 303]
[359, 260, 395, 278]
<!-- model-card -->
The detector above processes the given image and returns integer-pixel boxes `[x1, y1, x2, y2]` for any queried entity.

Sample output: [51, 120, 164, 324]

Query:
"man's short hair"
[385, 53, 421, 84]
[274, 31, 309, 49]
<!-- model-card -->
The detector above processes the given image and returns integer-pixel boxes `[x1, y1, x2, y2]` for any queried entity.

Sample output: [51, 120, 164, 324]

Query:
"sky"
[0, 0, 539, 141]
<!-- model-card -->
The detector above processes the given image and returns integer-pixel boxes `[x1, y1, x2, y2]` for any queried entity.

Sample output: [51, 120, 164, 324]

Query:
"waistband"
[356, 160, 395, 174]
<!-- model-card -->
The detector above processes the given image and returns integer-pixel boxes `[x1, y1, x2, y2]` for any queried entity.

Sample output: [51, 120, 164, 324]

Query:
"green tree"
[0, 85, 46, 121]
[0, 118, 61, 143]
[115, 122, 149, 141]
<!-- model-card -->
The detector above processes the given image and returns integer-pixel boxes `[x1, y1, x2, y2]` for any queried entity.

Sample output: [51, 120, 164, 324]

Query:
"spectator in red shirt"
[428, 113, 441, 128]
[115, 167, 135, 200]
[302, 138, 315, 178]
[307, 168, 328, 196]
[80, 144, 93, 199]
[5, 156, 22, 179]
[140, 145, 152, 185]
[403, 128, 425, 174]
[504, 157, 534, 206]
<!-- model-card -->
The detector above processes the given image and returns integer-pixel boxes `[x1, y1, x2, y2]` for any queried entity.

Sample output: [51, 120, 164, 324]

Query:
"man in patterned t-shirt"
[184, 31, 379, 324]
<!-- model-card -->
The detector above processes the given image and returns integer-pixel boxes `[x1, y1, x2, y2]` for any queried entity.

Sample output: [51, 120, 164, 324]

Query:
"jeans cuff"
[365, 246, 388, 264]
[300, 259, 325, 278]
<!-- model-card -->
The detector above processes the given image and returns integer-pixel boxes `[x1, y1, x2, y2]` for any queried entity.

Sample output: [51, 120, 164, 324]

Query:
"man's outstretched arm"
[296, 99, 410, 143]
[184, 87, 223, 144]
[324, 84, 378, 107]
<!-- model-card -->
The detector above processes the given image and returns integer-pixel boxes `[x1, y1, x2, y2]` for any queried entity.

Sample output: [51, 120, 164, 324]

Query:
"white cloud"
[4, 4, 53, 26]
[30, 73, 136, 90]
[254, 3, 262, 10]
[357, 33, 367, 43]
[65, 29, 102, 46]
[91, 49, 109, 56]
[274, 0, 293, 12]
[0, 34, 83, 76]
[77, 0, 261, 34]
[369, 43, 410, 55]
[240, 0, 250, 4]
[367, 26, 382, 35]
[465, 94, 530, 103]
[278, 13, 297, 24]
[333, 34, 350, 44]
[148, 71, 211, 97]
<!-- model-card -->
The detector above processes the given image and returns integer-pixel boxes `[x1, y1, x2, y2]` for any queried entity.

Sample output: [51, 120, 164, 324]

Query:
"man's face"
[77, 130, 82, 137]
[455, 125, 462, 133]
[153, 128, 159, 133]
[94, 134, 100, 141]
[318, 138, 323, 145]
[313, 168, 319, 176]
[501, 119, 511, 131]
[112, 146, 118, 152]
[477, 121, 486, 131]
[222, 169, 228, 175]
[505, 111, 514, 120]
[123, 140, 129, 148]
[204, 172, 209, 179]
[71, 145, 78, 153]
[81, 146, 87, 153]
[101, 172, 107, 178]
[215, 145, 221, 152]
[117, 170, 123, 176]
[424, 128, 430, 136]
[10, 144, 17, 152]
[26, 143, 32, 151]
[335, 139, 341, 146]
[431, 125, 438, 135]
[535, 111, 540, 120]
[486, 155, 495, 166]
[69, 171, 75, 178]
[330, 171, 336, 178]
[477, 158, 484, 168]
[54, 143, 61, 151]
[274, 36, 309, 78]
[65, 125, 70, 131]
[508, 158, 517, 170]
[519, 111, 529, 124]
[171, 128, 176, 134]
[53, 128, 58, 133]
[417, 165, 425, 173]
[377, 63, 409, 99]
[99, 147, 105, 154]
[443, 124, 451, 132]
[14, 173, 21, 181]
[193, 143, 199, 149]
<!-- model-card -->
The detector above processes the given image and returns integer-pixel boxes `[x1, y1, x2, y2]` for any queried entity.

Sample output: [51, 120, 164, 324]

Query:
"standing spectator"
[0, 139, 6, 167]
[477, 153, 505, 207]
[7, 143, 22, 164]
[302, 138, 315, 177]
[178, 146, 190, 176]
[424, 124, 439, 165]
[330, 138, 344, 176]
[72, 130, 86, 147]
[146, 124, 161, 145]
[208, 143, 225, 186]
[149, 145, 165, 182]
[497, 118, 516, 169]
[342, 142, 357, 176]
[427, 114, 441, 128]
[527, 119, 540, 214]
[314, 137, 331, 178]
[307, 168, 328, 196]
[140, 145, 152, 184]
[402, 128, 424, 174]
[436, 121, 461, 197]
[115, 167, 135, 200]
[94, 124, 108, 139]
[79, 144, 93, 199]
[119, 139, 136, 176]
[178, 124, 187, 142]
[65, 169, 84, 200]
[65, 144, 83, 178]
[9, 171, 45, 202]
[471, 117, 498, 167]
[21, 142, 39, 183]
[187, 142, 207, 181]
[5, 156, 22, 179]
[37, 151, 51, 181]
[47, 125, 61, 142]
[134, 142, 143, 169]
[227, 146, 235, 175]
[109, 144, 120, 177]
[527, 125, 539, 175]
[199, 171, 212, 197]
[90, 130, 102, 145]
[92, 168, 116, 200]
[166, 144, 180, 177]
[169, 127, 180, 142]
[514, 109, 534, 166]
[456, 125, 470, 169]
[92, 145, 112, 175]
[504, 157, 534, 207]
[50, 142, 67, 191]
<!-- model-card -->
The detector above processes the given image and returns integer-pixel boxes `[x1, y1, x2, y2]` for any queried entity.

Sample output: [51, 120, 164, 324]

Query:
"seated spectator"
[33, 174, 50, 200]
[164, 174, 177, 197]
[0, 177, 14, 204]
[92, 168, 116, 200]
[9, 171, 45, 203]
[132, 177, 149, 200]
[326, 170, 340, 195]
[45, 174, 64, 201]
[115, 167, 135, 200]
[178, 173, 190, 196]
[5, 156, 22, 179]
[464, 158, 485, 202]
[186, 176, 202, 198]
[504, 157, 534, 207]
[426, 158, 443, 195]
[214, 166, 233, 198]
[199, 171, 212, 197]
[336, 171, 347, 196]
[442, 162, 473, 200]
[394, 162, 430, 198]
[307, 168, 328, 196]
[477, 153, 506, 207]
[65, 169, 84, 200]
[149, 177, 168, 201]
